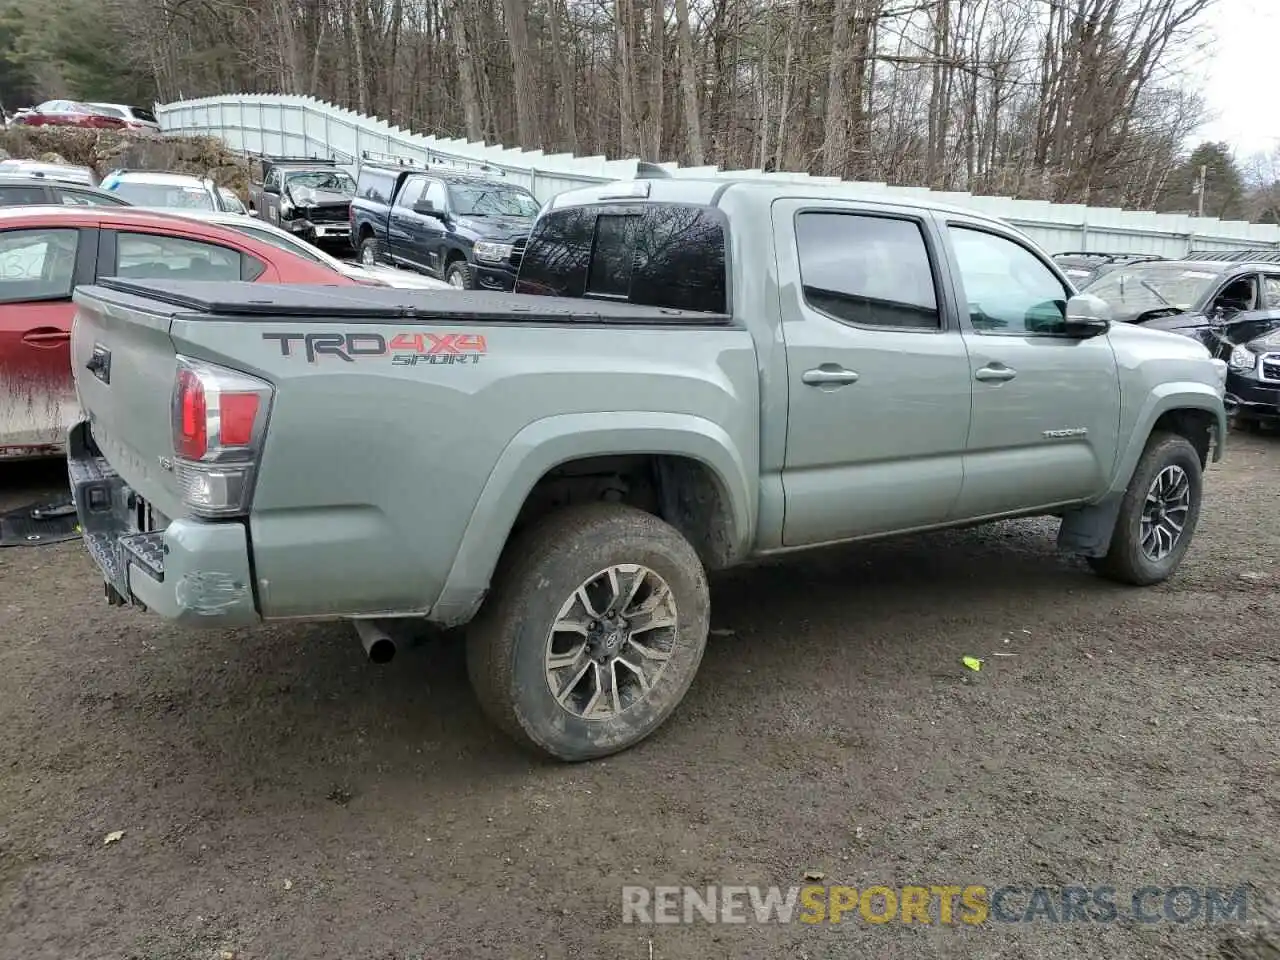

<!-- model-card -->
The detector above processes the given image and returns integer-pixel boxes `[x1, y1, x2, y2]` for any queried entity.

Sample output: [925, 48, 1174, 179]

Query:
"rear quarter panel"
[170, 318, 760, 621]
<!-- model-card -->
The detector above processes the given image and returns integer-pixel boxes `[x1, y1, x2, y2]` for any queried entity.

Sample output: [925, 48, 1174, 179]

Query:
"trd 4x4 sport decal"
[262, 332, 488, 364]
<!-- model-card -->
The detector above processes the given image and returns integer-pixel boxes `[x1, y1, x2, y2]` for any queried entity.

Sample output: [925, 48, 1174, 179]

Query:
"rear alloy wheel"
[359, 236, 380, 267]
[467, 504, 710, 761]
[1088, 432, 1202, 586]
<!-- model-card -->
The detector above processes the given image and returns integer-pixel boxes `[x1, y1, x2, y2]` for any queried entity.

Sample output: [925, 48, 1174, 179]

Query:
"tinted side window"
[1263, 275, 1280, 309]
[0, 185, 49, 206]
[795, 212, 939, 330]
[424, 180, 448, 211]
[517, 203, 728, 313]
[396, 176, 426, 209]
[949, 226, 1070, 335]
[0, 228, 79, 302]
[358, 169, 395, 204]
[115, 232, 245, 281]
[59, 188, 125, 207]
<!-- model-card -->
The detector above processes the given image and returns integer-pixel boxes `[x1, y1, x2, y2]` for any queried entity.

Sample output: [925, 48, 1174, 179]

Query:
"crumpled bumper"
[68, 421, 259, 627]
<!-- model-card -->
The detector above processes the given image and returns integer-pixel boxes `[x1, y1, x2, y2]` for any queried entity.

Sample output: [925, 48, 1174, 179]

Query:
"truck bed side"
[69, 281, 760, 624]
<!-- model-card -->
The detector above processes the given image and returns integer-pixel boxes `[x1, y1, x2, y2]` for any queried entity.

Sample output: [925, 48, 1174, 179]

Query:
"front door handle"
[22, 328, 71, 348]
[975, 364, 1017, 382]
[802, 366, 860, 387]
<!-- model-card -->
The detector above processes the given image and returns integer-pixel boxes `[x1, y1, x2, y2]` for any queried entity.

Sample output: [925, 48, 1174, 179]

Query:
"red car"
[10, 100, 129, 130]
[0, 205, 357, 459]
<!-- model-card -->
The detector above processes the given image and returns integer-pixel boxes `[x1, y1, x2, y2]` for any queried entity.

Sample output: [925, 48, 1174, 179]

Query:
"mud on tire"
[466, 503, 710, 762]
[1088, 431, 1203, 586]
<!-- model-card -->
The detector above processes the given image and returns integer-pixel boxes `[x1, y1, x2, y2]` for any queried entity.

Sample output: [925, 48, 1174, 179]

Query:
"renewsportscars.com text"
[621, 884, 1252, 926]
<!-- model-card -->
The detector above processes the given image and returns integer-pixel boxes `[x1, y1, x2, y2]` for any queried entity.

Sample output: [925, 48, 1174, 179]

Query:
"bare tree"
[96, 0, 1223, 210]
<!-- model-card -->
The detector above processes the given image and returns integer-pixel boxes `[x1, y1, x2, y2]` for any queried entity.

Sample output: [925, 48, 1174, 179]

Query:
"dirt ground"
[1, 433, 1277, 960]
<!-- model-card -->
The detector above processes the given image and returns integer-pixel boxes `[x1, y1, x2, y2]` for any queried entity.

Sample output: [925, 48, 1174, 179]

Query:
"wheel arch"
[430, 412, 756, 625]
[1110, 385, 1227, 494]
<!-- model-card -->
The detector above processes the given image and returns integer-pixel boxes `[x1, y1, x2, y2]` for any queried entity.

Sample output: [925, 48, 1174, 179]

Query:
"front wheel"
[1088, 432, 1203, 586]
[445, 260, 473, 289]
[467, 504, 710, 761]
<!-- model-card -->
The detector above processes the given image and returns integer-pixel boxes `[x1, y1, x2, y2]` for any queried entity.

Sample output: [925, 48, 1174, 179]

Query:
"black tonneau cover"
[85, 279, 733, 327]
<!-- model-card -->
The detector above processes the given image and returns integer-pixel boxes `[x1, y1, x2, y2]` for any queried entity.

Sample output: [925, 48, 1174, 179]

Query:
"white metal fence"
[158, 93, 1280, 257]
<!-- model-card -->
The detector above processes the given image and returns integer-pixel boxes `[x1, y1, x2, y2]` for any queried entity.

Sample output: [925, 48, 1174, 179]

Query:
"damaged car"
[250, 158, 355, 249]
[1086, 258, 1280, 428]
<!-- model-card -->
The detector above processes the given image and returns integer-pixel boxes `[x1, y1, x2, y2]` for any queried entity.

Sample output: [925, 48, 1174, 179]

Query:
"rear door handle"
[975, 364, 1017, 382]
[802, 367, 860, 386]
[22, 328, 70, 347]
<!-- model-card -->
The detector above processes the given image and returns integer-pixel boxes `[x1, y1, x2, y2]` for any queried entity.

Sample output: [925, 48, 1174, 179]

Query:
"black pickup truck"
[349, 162, 540, 290]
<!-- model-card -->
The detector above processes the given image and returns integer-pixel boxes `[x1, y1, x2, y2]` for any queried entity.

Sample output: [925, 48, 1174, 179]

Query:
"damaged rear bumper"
[68, 422, 259, 627]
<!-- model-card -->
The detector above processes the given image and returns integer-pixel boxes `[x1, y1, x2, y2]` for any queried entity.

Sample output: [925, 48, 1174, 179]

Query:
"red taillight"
[171, 357, 274, 518]
[219, 393, 261, 446]
[176, 367, 207, 459]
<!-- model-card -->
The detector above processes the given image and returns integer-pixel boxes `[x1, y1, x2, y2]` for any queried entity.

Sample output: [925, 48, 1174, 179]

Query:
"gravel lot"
[1, 433, 1277, 960]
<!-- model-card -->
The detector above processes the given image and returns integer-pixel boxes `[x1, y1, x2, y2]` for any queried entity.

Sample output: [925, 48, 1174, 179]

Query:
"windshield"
[131, 106, 157, 123]
[1086, 264, 1221, 313]
[109, 181, 216, 210]
[448, 184, 539, 217]
[286, 171, 355, 195]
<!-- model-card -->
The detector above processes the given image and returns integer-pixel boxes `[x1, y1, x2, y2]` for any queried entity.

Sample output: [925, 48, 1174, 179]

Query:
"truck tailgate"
[70, 285, 186, 519]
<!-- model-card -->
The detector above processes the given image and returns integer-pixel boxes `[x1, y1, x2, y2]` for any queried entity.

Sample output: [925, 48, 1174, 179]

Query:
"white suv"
[99, 170, 243, 213]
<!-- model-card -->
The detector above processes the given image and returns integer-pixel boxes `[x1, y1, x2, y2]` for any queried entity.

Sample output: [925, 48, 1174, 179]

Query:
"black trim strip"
[88, 277, 735, 327]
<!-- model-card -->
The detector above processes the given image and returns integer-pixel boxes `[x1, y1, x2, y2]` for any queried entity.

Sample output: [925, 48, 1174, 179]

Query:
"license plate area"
[67, 422, 165, 598]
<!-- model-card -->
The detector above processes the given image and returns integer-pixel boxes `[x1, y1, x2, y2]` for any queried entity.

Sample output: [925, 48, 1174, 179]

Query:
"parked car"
[217, 188, 248, 215]
[0, 206, 357, 460]
[1086, 257, 1280, 429]
[350, 161, 538, 289]
[1051, 251, 1167, 288]
[10, 100, 128, 130]
[86, 102, 161, 132]
[97, 170, 196, 207]
[248, 157, 356, 248]
[0, 177, 126, 213]
[67, 176, 1227, 761]
[166, 208, 451, 289]
[0, 159, 99, 187]
[98, 170, 238, 213]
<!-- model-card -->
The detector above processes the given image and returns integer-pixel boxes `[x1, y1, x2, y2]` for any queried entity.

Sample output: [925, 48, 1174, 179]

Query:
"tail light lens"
[171, 356, 273, 518]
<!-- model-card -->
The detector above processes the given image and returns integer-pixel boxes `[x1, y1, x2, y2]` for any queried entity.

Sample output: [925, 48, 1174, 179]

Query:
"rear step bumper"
[67, 421, 259, 626]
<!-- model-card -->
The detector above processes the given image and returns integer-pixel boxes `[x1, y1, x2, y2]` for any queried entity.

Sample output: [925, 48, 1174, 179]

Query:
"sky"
[1196, 0, 1280, 161]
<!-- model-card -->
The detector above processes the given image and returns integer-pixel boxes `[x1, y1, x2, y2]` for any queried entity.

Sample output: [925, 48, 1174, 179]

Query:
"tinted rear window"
[0, 185, 48, 205]
[356, 168, 398, 205]
[516, 203, 728, 314]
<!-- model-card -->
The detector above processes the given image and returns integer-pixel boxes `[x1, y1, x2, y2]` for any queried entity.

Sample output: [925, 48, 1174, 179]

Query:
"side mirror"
[1063, 293, 1111, 338]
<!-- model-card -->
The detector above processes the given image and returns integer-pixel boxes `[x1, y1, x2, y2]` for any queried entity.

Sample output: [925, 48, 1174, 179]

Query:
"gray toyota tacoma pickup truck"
[66, 177, 1228, 761]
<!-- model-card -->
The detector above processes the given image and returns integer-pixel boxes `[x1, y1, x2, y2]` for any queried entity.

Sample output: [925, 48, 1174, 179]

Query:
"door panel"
[420, 180, 449, 274]
[389, 175, 426, 266]
[774, 201, 973, 546]
[0, 226, 85, 448]
[941, 220, 1121, 517]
